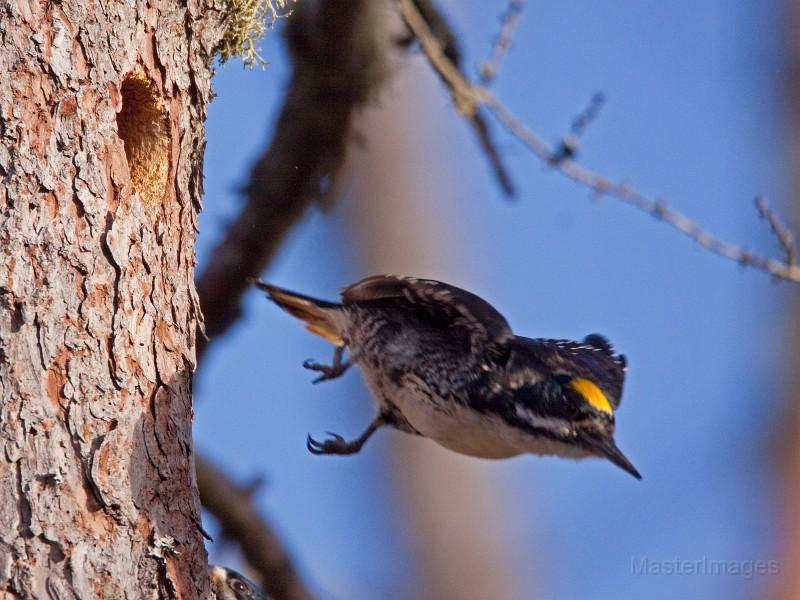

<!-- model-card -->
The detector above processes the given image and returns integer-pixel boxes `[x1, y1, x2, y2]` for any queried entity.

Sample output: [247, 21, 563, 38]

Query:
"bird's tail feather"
[251, 279, 345, 346]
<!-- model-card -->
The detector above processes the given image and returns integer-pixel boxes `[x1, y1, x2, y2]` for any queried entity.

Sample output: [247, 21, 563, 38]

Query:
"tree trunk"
[0, 0, 225, 596]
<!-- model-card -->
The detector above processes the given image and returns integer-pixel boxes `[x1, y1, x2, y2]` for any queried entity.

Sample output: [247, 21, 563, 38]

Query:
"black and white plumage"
[253, 275, 640, 479]
[210, 566, 267, 600]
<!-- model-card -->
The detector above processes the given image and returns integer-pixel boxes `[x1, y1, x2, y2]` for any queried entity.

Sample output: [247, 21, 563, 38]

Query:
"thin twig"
[478, 0, 524, 85]
[397, 0, 800, 283]
[756, 196, 796, 267]
[550, 92, 605, 164]
[571, 92, 606, 137]
[197, 454, 318, 600]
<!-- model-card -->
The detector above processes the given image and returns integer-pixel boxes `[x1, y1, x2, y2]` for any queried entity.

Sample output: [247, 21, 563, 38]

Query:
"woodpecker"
[253, 275, 640, 479]
[210, 565, 267, 600]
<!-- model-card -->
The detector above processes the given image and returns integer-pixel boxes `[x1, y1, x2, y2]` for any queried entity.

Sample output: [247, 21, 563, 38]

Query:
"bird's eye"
[231, 579, 247, 593]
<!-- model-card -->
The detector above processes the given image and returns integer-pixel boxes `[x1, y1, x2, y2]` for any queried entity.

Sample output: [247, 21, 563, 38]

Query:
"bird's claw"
[302, 356, 349, 384]
[307, 432, 351, 455]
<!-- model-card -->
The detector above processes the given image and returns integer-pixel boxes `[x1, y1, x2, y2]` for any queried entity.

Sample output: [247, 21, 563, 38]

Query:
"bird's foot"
[306, 416, 385, 456]
[302, 346, 351, 384]
[307, 432, 362, 455]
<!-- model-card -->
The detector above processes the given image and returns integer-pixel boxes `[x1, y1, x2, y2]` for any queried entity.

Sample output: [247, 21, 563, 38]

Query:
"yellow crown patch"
[568, 377, 613, 415]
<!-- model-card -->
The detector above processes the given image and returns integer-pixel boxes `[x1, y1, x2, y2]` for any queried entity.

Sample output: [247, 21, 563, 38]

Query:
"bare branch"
[468, 109, 516, 196]
[756, 196, 796, 268]
[570, 91, 606, 138]
[478, 0, 523, 85]
[408, 0, 515, 196]
[550, 91, 605, 164]
[196, 0, 388, 361]
[397, 0, 800, 283]
[197, 454, 318, 600]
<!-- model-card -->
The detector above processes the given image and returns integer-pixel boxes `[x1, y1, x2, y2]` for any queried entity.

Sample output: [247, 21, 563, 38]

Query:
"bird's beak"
[601, 441, 642, 480]
[580, 431, 642, 479]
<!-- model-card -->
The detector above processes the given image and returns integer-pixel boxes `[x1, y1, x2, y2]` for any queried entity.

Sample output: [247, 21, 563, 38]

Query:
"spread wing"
[522, 334, 627, 408]
[342, 275, 513, 352]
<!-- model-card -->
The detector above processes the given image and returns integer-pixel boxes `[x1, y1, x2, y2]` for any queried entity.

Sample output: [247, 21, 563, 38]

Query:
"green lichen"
[218, 0, 295, 67]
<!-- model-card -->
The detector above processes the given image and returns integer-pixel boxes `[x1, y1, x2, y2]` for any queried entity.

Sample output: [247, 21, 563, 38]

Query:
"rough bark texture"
[0, 0, 225, 596]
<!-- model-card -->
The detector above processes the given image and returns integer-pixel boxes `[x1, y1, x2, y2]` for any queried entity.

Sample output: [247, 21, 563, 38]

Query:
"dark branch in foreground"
[196, 0, 387, 361]
[398, 0, 800, 283]
[197, 454, 318, 600]
[195, 1, 390, 591]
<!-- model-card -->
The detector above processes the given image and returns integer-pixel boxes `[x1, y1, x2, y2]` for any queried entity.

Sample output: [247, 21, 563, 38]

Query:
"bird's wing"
[525, 335, 627, 408]
[342, 275, 513, 351]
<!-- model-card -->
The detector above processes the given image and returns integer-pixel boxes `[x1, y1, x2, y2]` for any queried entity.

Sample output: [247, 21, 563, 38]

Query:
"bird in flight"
[253, 275, 640, 479]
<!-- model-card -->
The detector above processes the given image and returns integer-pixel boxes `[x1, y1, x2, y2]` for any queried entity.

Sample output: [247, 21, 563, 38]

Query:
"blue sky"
[195, 2, 791, 598]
